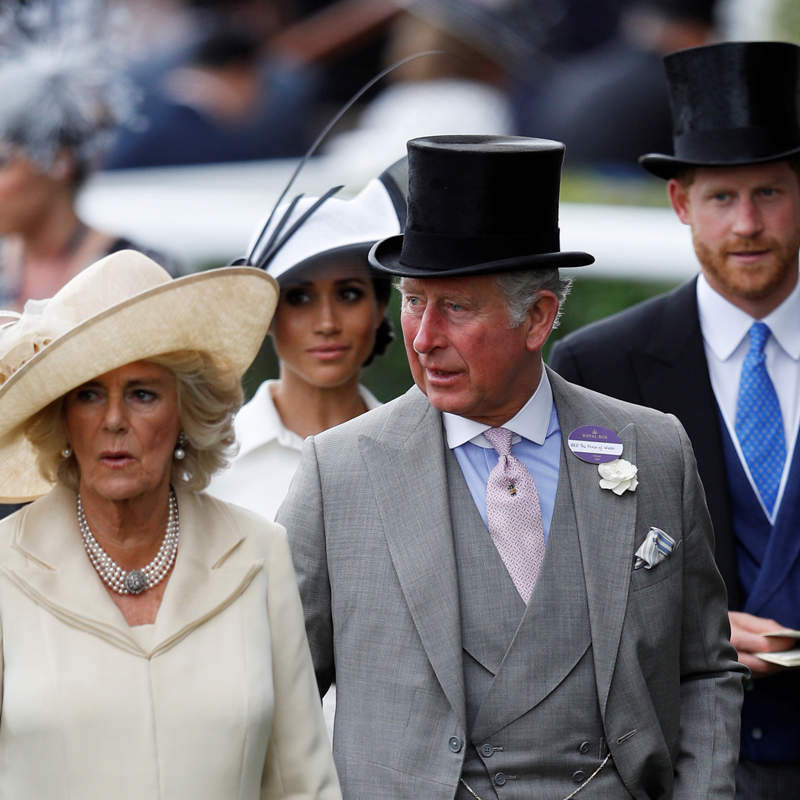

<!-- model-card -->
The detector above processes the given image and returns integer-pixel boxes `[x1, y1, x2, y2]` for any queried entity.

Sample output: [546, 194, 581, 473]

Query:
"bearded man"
[550, 41, 800, 800]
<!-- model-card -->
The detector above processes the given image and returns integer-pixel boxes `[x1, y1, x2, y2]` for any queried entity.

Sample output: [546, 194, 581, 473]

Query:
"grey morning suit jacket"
[278, 368, 745, 799]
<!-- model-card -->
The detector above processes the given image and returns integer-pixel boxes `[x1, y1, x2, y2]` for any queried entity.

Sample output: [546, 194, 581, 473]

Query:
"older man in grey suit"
[278, 136, 745, 799]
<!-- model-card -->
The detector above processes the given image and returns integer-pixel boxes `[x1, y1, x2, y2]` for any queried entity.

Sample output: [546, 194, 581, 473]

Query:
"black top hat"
[640, 41, 800, 179]
[368, 135, 594, 277]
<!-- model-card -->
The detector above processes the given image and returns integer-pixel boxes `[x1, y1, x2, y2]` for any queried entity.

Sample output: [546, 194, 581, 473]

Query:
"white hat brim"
[0, 265, 277, 501]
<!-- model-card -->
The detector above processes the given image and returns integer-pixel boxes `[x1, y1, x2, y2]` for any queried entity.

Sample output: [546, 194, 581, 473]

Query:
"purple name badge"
[567, 425, 623, 464]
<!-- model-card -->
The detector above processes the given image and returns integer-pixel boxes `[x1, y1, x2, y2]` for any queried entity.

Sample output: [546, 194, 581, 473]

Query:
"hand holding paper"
[729, 611, 798, 674]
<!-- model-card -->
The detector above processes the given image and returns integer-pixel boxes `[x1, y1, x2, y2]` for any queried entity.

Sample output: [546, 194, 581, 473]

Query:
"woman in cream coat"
[0, 250, 340, 798]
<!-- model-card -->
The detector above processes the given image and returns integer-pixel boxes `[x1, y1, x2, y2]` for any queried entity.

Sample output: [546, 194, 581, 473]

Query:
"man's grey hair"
[494, 268, 572, 329]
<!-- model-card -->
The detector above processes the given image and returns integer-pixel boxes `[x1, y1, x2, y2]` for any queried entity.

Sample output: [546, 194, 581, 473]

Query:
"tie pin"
[508, 482, 517, 496]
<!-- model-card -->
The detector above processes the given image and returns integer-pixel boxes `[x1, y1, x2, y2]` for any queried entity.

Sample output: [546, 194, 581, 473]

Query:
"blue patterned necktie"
[735, 322, 786, 515]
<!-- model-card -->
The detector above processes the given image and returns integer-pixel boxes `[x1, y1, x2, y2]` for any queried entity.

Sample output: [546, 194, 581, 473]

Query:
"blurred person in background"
[104, 0, 188, 56]
[268, 0, 399, 120]
[518, 0, 717, 174]
[0, 0, 178, 313]
[549, 41, 800, 799]
[507, 0, 631, 131]
[322, 1, 524, 181]
[103, 0, 320, 168]
[0, 249, 340, 797]
[208, 158, 407, 521]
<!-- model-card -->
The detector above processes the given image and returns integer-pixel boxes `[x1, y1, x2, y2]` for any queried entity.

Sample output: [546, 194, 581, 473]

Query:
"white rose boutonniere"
[598, 458, 639, 495]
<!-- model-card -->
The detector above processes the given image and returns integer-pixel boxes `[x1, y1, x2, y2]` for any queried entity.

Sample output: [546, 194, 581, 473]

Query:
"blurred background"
[2, 0, 799, 401]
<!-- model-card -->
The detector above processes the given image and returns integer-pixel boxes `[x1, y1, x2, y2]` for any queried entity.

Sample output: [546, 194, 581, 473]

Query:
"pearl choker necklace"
[77, 489, 180, 595]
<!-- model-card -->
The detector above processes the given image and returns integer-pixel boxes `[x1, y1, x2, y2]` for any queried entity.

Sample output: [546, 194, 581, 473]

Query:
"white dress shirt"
[207, 379, 381, 520]
[697, 274, 800, 520]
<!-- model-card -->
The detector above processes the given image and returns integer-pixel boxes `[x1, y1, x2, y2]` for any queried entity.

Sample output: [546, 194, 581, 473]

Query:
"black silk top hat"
[368, 135, 594, 277]
[640, 41, 800, 179]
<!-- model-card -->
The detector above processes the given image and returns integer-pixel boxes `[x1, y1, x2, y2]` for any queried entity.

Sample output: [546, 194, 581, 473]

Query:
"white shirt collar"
[697, 272, 800, 362]
[235, 380, 381, 457]
[443, 368, 553, 449]
[765, 277, 800, 360]
[235, 380, 299, 457]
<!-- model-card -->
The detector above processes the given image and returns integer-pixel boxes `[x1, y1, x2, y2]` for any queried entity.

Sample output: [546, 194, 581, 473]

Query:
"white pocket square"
[633, 527, 676, 570]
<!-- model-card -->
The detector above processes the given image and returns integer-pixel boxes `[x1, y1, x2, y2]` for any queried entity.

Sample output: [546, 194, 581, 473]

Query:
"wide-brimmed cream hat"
[0, 249, 277, 502]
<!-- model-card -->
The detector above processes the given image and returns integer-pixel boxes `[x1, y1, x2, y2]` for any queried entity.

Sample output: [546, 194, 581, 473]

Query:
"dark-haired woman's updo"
[363, 272, 394, 366]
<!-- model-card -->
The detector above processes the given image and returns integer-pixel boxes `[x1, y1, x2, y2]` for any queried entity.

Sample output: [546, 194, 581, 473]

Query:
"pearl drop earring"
[174, 432, 187, 461]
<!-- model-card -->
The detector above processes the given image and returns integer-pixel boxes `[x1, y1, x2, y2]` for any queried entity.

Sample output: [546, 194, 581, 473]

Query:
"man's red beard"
[693, 231, 800, 301]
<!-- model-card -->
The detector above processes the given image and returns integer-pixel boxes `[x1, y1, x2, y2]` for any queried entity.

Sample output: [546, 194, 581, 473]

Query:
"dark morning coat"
[549, 278, 800, 763]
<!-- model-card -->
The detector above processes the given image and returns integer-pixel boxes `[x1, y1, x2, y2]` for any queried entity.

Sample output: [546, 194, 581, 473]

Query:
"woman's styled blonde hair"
[23, 350, 243, 493]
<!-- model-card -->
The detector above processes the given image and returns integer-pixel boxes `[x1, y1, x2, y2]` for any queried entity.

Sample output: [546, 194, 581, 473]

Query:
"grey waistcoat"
[445, 448, 630, 799]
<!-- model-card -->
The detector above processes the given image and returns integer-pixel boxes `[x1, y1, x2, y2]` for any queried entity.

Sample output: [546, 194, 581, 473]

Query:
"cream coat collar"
[2, 486, 262, 658]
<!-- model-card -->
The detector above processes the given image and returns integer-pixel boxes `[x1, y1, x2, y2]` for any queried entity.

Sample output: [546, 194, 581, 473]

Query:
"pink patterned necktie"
[483, 427, 546, 604]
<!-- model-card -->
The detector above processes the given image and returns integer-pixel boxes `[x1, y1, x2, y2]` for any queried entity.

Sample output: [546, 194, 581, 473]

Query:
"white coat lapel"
[5, 487, 262, 658]
[550, 370, 639, 715]
[358, 389, 466, 726]
[148, 490, 262, 656]
[6, 486, 148, 656]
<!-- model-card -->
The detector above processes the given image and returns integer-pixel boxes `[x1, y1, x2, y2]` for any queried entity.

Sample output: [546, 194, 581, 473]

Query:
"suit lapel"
[631, 280, 738, 601]
[6, 486, 145, 654]
[470, 459, 592, 741]
[551, 371, 639, 716]
[6, 487, 261, 658]
[358, 388, 466, 726]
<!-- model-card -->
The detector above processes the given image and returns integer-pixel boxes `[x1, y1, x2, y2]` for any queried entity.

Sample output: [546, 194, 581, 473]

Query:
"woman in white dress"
[208, 160, 407, 520]
[0, 250, 340, 798]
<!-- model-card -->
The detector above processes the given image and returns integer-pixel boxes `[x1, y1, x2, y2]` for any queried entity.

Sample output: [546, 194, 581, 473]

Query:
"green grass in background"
[773, 0, 800, 42]
[544, 275, 680, 360]
[561, 170, 668, 207]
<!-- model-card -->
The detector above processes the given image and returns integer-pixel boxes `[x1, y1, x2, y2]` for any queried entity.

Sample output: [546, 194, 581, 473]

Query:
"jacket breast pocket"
[628, 538, 682, 593]
[626, 544, 683, 678]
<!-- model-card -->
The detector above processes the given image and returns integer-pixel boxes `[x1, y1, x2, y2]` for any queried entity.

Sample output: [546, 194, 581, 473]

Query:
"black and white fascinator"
[233, 54, 441, 283]
[0, 0, 140, 171]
